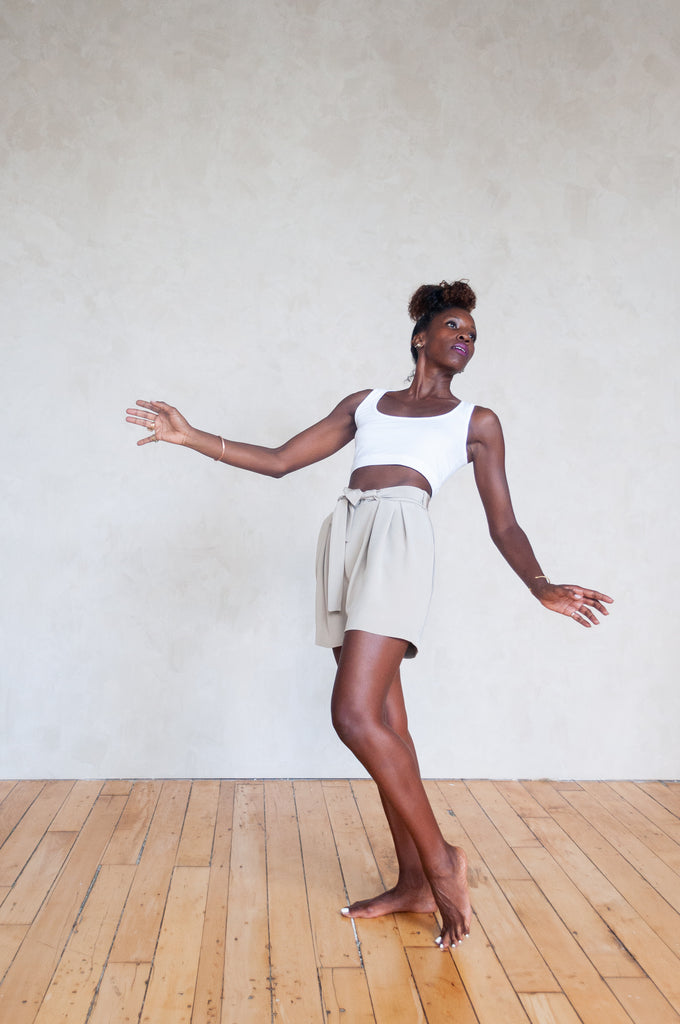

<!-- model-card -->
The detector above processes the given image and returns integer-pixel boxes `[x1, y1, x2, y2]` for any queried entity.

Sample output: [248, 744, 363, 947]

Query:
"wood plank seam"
[513, 854, 641, 983]
[81, 865, 155, 1024]
[42, 810, 137, 1022]
[319, 784, 366, 967]
[0, 793, 128, 1024]
[255, 784, 276, 1022]
[343, 783, 383, 970]
[82, 784, 159, 1019]
[262, 793, 275, 1022]
[30, 808, 131, 1014]
[433, 781, 559, 996]
[606, 783, 680, 840]
[190, 780, 234, 1024]
[85, 948, 122, 1024]
[291, 783, 347, 997]
[348, 777, 432, 1016]
[349, 782, 390, 893]
[583, 783, 680, 879]
[560, 790, 680, 915]
[121, 780, 212, 1020]
[0, 783, 46, 850]
[133, 792, 165, 866]
[554, 799, 680, 938]
[518, 799, 680, 1012]
[270, 778, 327, 1019]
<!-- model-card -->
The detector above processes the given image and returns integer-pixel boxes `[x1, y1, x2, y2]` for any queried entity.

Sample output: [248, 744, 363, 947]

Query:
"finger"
[581, 606, 599, 625]
[126, 412, 155, 423]
[127, 410, 156, 423]
[572, 613, 591, 628]
[577, 588, 614, 604]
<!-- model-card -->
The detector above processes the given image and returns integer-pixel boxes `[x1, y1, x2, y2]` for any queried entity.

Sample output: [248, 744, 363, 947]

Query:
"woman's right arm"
[125, 391, 370, 477]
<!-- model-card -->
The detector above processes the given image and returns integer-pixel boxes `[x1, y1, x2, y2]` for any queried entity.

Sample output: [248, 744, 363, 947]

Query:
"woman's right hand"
[125, 399, 193, 447]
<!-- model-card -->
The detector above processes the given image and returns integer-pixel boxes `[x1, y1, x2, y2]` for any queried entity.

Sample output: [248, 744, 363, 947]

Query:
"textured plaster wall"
[1, 0, 678, 779]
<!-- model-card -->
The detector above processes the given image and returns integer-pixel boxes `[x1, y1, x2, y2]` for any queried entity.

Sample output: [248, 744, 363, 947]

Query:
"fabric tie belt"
[326, 486, 431, 613]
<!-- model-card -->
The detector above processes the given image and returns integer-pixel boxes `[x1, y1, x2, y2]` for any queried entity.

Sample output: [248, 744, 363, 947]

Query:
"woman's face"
[416, 307, 477, 373]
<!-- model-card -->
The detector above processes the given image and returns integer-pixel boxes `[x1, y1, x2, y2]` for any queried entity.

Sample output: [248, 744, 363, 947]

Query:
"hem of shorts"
[315, 632, 419, 659]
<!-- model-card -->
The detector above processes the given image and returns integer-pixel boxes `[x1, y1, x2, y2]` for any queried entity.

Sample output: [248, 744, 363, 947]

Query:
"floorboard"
[0, 779, 678, 1023]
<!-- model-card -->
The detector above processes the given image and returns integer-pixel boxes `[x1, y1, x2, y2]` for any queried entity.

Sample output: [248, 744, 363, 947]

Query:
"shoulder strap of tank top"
[356, 388, 385, 420]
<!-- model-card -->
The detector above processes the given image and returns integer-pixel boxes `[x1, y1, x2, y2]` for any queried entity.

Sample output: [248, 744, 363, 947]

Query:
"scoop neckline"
[375, 389, 464, 420]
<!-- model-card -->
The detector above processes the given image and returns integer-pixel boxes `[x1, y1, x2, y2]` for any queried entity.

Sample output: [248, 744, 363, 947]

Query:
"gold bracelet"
[214, 436, 226, 462]
[533, 575, 550, 583]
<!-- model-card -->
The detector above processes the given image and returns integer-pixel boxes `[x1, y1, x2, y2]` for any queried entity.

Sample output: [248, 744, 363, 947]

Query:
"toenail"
[340, 907, 349, 916]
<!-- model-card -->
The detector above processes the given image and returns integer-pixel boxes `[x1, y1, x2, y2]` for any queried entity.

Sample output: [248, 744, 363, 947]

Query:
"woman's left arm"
[468, 406, 613, 627]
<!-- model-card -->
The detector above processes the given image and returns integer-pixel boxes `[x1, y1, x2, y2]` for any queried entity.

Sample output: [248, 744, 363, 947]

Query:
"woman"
[126, 279, 612, 950]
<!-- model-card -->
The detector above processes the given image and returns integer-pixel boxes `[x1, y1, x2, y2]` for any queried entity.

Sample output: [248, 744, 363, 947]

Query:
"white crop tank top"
[350, 389, 475, 495]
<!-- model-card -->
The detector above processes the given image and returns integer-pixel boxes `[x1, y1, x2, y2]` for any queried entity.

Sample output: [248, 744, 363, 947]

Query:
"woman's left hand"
[536, 584, 613, 627]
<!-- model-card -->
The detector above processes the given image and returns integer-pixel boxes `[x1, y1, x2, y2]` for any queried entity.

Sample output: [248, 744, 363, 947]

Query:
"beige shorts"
[315, 486, 434, 659]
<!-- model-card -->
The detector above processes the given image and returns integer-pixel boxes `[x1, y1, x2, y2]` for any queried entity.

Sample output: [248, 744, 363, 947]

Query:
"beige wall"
[2, 0, 678, 778]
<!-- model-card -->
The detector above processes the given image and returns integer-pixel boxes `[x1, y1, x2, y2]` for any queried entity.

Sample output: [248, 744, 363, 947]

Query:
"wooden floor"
[0, 780, 679, 1023]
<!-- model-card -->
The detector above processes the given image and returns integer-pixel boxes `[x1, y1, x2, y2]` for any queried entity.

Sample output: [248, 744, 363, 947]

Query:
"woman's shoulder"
[468, 404, 502, 442]
[336, 388, 376, 415]
[322, 389, 375, 427]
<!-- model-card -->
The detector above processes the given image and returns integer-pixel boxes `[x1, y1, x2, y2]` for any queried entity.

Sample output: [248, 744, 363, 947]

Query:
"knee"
[331, 697, 372, 750]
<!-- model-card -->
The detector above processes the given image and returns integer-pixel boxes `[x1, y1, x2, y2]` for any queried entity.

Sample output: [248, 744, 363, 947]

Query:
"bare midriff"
[348, 464, 432, 496]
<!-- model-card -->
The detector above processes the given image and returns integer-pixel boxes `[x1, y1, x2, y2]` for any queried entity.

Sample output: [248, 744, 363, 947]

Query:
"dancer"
[126, 279, 612, 949]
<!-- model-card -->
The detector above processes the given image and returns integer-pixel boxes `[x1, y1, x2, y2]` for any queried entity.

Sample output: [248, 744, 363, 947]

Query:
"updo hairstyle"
[408, 280, 477, 363]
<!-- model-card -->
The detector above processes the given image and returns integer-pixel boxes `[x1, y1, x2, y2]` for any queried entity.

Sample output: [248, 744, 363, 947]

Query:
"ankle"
[396, 869, 430, 889]
[423, 843, 460, 880]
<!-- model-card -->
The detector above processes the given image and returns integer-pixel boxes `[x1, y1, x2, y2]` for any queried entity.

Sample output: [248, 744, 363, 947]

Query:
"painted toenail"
[340, 907, 349, 915]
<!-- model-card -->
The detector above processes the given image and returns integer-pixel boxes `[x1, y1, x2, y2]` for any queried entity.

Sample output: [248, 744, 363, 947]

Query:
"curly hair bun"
[408, 280, 476, 321]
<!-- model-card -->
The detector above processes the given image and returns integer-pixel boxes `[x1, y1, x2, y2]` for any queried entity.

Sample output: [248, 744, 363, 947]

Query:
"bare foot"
[429, 844, 472, 949]
[340, 878, 437, 919]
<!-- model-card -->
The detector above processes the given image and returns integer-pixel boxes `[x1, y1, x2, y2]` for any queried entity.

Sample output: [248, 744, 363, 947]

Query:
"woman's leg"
[333, 645, 436, 916]
[331, 629, 471, 947]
